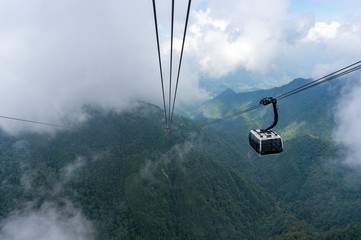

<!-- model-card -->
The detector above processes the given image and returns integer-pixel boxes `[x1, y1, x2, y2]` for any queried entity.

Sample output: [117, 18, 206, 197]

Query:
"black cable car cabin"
[249, 129, 283, 155]
[249, 97, 283, 155]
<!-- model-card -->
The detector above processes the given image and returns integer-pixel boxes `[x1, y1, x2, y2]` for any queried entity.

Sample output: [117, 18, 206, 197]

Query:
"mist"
[0, 201, 94, 240]
[334, 77, 361, 171]
[0, 0, 360, 134]
[0, 0, 205, 134]
[0, 156, 95, 240]
[139, 132, 200, 181]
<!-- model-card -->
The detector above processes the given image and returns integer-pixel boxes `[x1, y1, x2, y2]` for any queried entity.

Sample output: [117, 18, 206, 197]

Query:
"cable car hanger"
[259, 97, 278, 132]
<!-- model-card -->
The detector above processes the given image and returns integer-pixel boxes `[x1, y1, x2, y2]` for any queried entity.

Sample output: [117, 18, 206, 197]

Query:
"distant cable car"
[249, 97, 283, 155]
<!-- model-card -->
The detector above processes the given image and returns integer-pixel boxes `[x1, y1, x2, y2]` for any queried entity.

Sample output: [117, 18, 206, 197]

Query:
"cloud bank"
[0, 0, 205, 134]
[0, 0, 360, 134]
[0, 201, 94, 240]
[0, 156, 95, 239]
[186, 0, 361, 84]
[186, 0, 309, 77]
[334, 77, 361, 170]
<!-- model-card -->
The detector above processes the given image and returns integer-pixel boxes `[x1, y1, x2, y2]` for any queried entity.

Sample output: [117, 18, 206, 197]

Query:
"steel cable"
[168, 0, 175, 127]
[0, 115, 75, 129]
[170, 0, 192, 125]
[152, 0, 168, 127]
[199, 61, 361, 128]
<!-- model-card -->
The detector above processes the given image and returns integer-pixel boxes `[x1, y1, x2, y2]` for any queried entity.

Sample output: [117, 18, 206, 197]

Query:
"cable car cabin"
[249, 129, 283, 155]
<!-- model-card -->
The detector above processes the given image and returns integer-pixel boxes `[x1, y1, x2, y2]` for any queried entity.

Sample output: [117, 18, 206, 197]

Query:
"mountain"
[0, 76, 361, 239]
[199, 69, 287, 97]
[188, 76, 361, 238]
[190, 78, 341, 139]
[0, 103, 273, 239]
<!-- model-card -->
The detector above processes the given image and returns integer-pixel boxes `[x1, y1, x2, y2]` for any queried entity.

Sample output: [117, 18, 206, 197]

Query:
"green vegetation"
[0, 103, 272, 239]
[0, 78, 360, 239]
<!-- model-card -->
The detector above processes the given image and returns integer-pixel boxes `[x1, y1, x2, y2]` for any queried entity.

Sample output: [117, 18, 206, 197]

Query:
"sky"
[0, 0, 360, 134]
[289, 0, 360, 21]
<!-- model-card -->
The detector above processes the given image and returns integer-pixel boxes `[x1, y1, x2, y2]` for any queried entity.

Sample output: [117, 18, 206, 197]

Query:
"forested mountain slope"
[190, 78, 342, 139]
[0, 77, 361, 239]
[189, 76, 361, 239]
[0, 103, 273, 239]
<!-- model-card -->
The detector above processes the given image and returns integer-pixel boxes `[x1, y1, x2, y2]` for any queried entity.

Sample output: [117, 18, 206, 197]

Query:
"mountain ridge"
[189, 77, 337, 140]
[0, 103, 275, 239]
[0, 75, 361, 239]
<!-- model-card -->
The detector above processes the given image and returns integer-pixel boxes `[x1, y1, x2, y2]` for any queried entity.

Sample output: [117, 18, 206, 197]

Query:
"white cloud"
[0, 0, 206, 134]
[310, 21, 361, 79]
[63, 157, 86, 182]
[184, 0, 314, 78]
[334, 77, 361, 169]
[0, 156, 95, 239]
[139, 132, 199, 180]
[183, 0, 361, 90]
[0, 201, 94, 240]
[0, 0, 360, 134]
[302, 21, 341, 42]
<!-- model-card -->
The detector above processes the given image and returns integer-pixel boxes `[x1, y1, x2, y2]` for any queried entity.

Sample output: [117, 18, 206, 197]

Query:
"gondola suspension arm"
[259, 97, 278, 132]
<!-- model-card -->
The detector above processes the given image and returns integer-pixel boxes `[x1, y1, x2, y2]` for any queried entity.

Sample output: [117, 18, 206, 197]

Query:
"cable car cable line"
[152, 0, 168, 128]
[170, 0, 192, 125]
[0, 115, 75, 129]
[168, 0, 175, 127]
[199, 105, 263, 128]
[276, 63, 361, 100]
[198, 60, 361, 128]
[276, 60, 361, 100]
[151, 0, 192, 131]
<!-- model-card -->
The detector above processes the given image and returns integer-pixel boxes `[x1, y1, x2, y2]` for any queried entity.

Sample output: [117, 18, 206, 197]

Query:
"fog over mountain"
[0, 78, 361, 238]
[0, 156, 94, 240]
[0, 0, 360, 134]
[334, 76, 361, 170]
[0, 1, 361, 237]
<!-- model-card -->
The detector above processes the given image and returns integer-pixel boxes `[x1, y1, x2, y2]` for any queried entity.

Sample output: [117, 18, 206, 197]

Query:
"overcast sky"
[0, 0, 360, 133]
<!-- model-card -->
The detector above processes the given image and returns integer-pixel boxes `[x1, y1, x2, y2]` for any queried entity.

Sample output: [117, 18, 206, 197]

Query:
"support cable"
[168, 0, 175, 128]
[170, 0, 192, 125]
[199, 105, 263, 128]
[0, 115, 74, 129]
[276, 60, 361, 100]
[152, 0, 168, 127]
[198, 60, 361, 128]
[277, 64, 361, 100]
